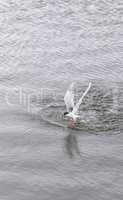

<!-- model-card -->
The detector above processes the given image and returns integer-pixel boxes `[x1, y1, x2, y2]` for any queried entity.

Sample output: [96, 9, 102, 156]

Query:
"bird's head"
[64, 112, 69, 116]
[64, 112, 74, 120]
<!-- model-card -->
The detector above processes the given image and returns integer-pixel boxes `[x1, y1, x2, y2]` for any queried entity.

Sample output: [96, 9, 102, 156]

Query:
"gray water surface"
[0, 0, 123, 199]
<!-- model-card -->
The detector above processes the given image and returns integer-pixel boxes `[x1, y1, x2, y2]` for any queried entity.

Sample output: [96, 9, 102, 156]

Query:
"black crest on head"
[64, 112, 69, 116]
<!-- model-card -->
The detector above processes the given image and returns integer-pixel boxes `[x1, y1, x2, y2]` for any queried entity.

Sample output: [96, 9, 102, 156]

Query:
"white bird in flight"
[64, 82, 92, 122]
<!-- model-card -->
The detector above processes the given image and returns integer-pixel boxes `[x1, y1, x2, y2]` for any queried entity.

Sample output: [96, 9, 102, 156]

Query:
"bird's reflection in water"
[64, 128, 81, 158]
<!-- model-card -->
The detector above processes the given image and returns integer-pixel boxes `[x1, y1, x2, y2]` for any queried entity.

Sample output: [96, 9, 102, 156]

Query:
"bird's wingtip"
[89, 82, 92, 87]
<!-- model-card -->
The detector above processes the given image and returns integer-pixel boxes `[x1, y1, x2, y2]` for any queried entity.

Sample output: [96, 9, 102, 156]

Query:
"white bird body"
[64, 82, 92, 122]
[65, 112, 79, 121]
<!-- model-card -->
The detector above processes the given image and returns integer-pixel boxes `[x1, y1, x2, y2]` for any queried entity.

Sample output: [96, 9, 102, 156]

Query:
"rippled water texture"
[0, 0, 123, 200]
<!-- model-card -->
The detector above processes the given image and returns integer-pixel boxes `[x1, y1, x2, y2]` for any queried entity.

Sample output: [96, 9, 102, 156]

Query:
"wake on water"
[40, 82, 123, 135]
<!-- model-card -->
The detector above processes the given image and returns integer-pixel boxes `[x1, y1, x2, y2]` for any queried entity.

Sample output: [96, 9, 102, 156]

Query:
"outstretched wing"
[72, 82, 92, 114]
[64, 83, 74, 112]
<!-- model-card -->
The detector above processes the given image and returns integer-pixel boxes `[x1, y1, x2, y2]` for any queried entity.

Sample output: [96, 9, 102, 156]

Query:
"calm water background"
[0, 0, 123, 199]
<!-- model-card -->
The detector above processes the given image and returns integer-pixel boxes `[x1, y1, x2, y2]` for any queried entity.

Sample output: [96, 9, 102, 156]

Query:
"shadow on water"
[64, 128, 81, 158]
